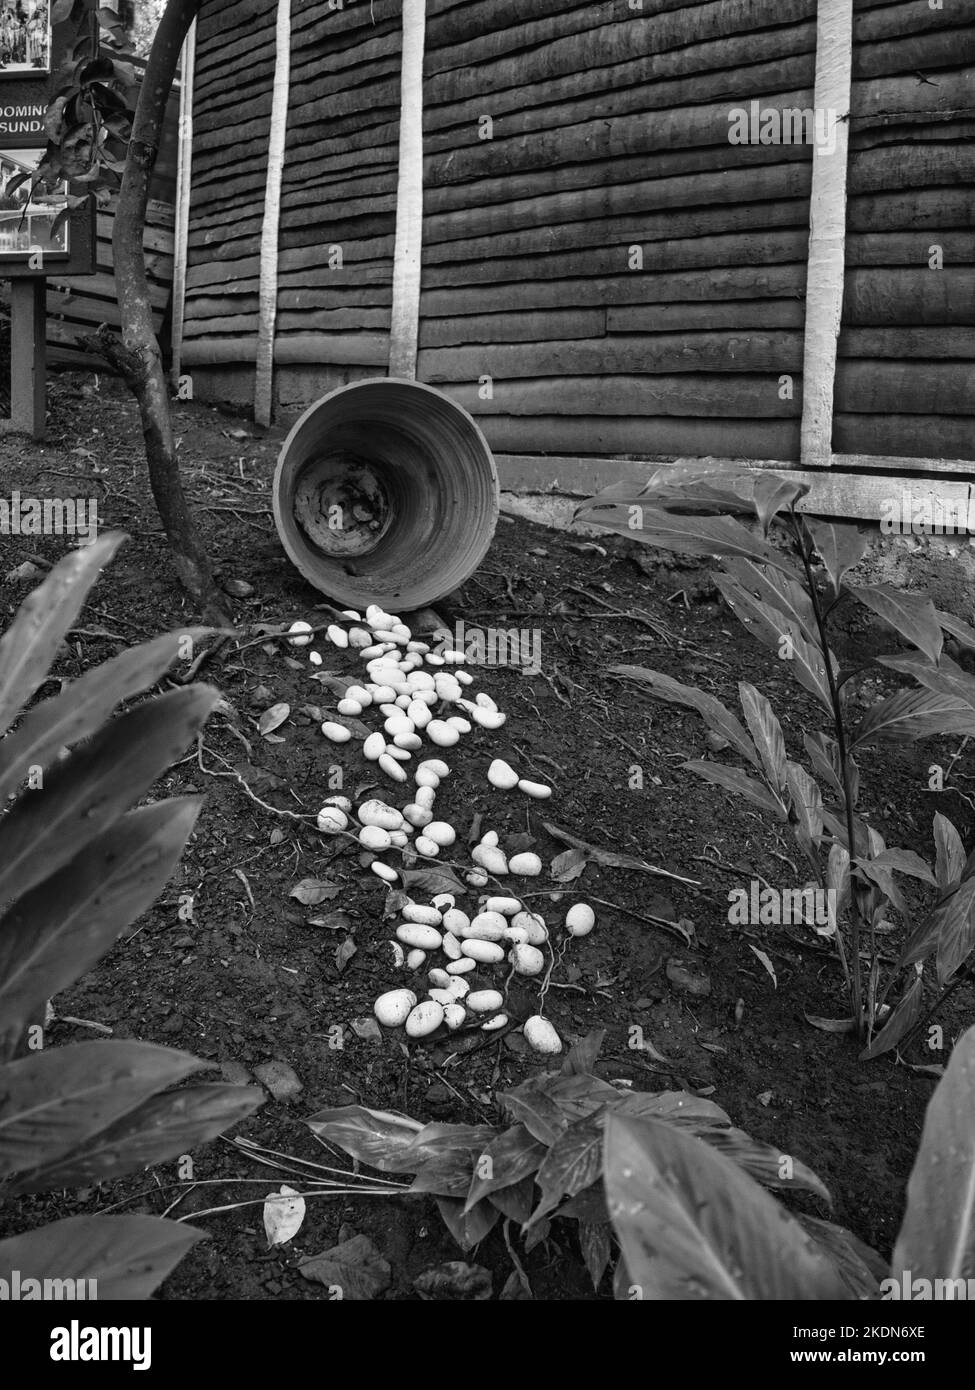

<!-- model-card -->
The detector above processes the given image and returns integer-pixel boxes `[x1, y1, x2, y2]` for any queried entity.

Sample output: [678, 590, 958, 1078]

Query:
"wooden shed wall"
[182, 0, 822, 457]
[416, 0, 819, 462]
[184, 0, 402, 377]
[179, 0, 975, 470]
[834, 0, 975, 461]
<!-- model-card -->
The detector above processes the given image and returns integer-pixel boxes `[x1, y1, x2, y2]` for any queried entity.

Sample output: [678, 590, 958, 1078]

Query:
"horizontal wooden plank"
[835, 361, 975, 415]
[607, 301, 805, 333]
[843, 268, 975, 325]
[458, 411, 802, 460]
[421, 267, 808, 315]
[444, 375, 800, 418]
[419, 232, 812, 288]
[846, 232, 975, 266]
[849, 143, 975, 193]
[839, 327, 975, 358]
[179, 333, 389, 366]
[418, 309, 605, 347]
[848, 188, 975, 234]
[833, 414, 975, 460]
[417, 334, 805, 381]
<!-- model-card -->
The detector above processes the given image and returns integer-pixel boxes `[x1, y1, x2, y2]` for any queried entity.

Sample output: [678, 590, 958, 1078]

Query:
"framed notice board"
[1, 0, 96, 277]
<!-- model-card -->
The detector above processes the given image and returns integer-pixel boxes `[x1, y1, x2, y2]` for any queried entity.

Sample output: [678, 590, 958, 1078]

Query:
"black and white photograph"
[0, 146, 68, 255]
[1, 0, 975, 1344]
[0, 0, 51, 73]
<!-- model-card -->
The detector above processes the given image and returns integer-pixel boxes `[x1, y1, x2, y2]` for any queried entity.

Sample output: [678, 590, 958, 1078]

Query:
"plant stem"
[789, 510, 865, 1035]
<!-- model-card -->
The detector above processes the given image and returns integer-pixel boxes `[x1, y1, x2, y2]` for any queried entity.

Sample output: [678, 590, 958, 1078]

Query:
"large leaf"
[529, 1116, 604, 1225]
[406, 1124, 497, 1200]
[0, 1213, 205, 1300]
[721, 557, 818, 646]
[463, 1124, 548, 1214]
[0, 628, 210, 806]
[850, 688, 975, 748]
[803, 732, 845, 800]
[750, 474, 810, 534]
[0, 532, 126, 737]
[934, 878, 975, 984]
[487, 1174, 536, 1224]
[934, 813, 966, 892]
[9, 1084, 263, 1193]
[604, 1115, 849, 1300]
[561, 1028, 607, 1077]
[435, 1195, 499, 1252]
[802, 519, 869, 598]
[500, 1072, 621, 1146]
[852, 585, 943, 665]
[0, 685, 219, 909]
[898, 877, 975, 979]
[609, 666, 761, 771]
[613, 1090, 732, 1129]
[0, 1042, 205, 1179]
[304, 1105, 424, 1171]
[402, 1122, 498, 1179]
[579, 1220, 613, 1291]
[936, 610, 975, 653]
[879, 653, 975, 711]
[738, 683, 787, 794]
[826, 842, 851, 926]
[589, 466, 760, 516]
[683, 760, 789, 822]
[822, 808, 872, 858]
[0, 799, 203, 1059]
[893, 1025, 975, 1283]
[701, 1127, 832, 1206]
[577, 499, 802, 579]
[859, 969, 925, 1062]
[857, 848, 936, 887]
[714, 573, 836, 712]
[785, 761, 824, 844]
[798, 1215, 885, 1299]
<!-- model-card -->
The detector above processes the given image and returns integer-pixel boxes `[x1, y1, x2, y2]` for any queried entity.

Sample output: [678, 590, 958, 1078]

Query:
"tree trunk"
[110, 0, 230, 624]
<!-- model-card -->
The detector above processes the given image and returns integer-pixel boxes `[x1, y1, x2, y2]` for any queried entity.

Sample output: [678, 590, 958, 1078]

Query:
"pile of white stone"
[286, 605, 596, 1055]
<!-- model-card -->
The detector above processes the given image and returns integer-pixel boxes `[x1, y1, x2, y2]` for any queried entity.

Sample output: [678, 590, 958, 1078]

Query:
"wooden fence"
[172, 0, 975, 516]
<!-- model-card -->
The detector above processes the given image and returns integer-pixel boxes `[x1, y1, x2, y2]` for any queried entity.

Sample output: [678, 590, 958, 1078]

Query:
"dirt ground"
[2, 373, 974, 1300]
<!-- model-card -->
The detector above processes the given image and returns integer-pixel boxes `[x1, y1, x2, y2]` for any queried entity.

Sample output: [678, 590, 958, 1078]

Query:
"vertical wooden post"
[171, 20, 196, 388]
[800, 0, 853, 469]
[255, 0, 292, 426]
[2, 279, 47, 440]
[388, 0, 427, 380]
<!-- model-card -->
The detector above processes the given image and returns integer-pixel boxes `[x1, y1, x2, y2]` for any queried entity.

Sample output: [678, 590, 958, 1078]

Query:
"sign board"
[1, 0, 95, 277]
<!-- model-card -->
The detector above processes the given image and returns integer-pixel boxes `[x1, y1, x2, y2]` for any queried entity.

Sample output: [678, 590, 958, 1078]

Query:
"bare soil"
[1, 374, 973, 1301]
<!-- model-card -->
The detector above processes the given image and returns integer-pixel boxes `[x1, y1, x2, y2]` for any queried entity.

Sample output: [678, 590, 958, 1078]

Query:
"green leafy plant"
[606, 1021, 975, 1300]
[4, 2, 136, 227]
[308, 1026, 975, 1300]
[574, 467, 975, 1055]
[0, 534, 262, 1297]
